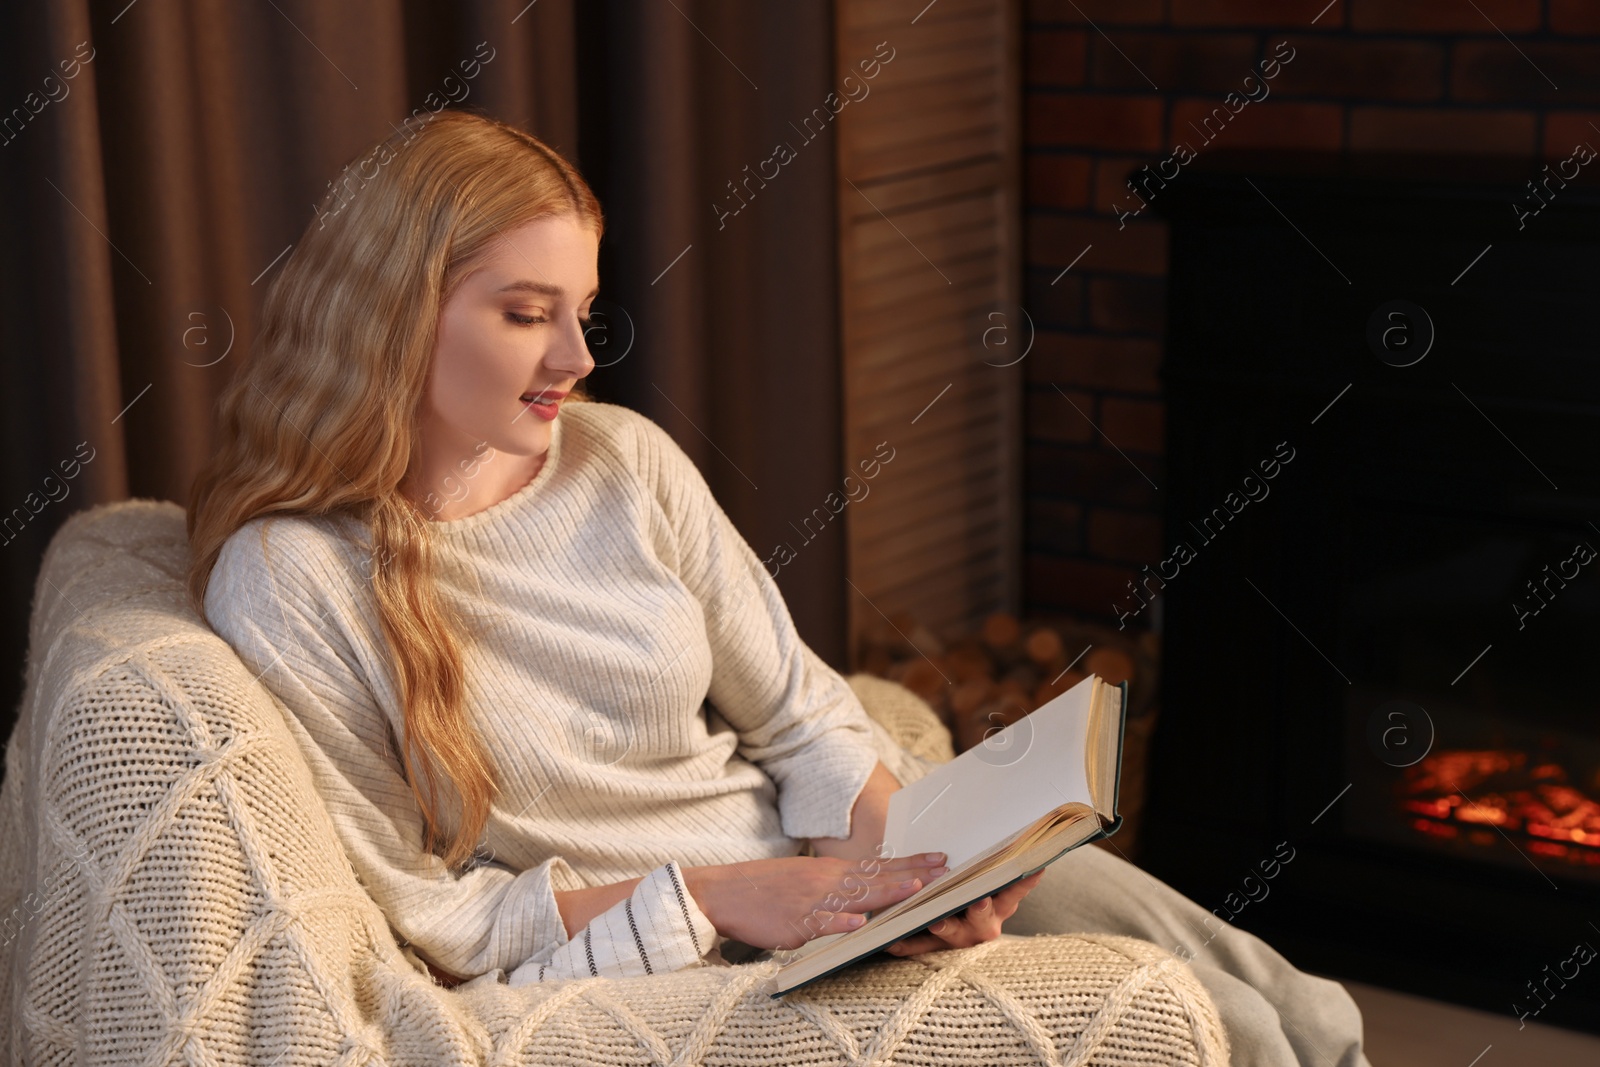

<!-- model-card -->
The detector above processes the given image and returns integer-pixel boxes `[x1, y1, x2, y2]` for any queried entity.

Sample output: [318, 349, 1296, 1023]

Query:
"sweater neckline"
[432, 412, 566, 535]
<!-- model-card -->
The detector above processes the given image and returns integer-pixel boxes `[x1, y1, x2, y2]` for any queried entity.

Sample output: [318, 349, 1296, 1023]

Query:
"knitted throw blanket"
[0, 500, 1229, 1066]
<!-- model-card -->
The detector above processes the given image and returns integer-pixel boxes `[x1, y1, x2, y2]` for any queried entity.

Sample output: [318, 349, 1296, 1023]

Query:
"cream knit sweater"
[202, 399, 937, 986]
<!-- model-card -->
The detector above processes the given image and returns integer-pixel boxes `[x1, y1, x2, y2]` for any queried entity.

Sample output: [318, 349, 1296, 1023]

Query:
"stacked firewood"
[856, 611, 1158, 753]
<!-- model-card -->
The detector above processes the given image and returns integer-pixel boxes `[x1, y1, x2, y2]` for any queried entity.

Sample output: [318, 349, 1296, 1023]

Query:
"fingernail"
[923, 852, 946, 862]
[930, 866, 949, 877]
[899, 878, 920, 889]
[847, 914, 865, 926]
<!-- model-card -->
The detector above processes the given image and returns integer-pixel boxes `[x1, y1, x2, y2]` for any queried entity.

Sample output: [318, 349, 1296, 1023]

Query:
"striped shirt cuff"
[506, 860, 717, 985]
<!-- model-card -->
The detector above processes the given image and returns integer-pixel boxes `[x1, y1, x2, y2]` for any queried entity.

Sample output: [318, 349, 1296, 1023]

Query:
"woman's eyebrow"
[497, 280, 601, 299]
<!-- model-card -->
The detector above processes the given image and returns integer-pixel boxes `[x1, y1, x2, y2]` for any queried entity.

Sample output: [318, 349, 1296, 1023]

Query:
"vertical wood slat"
[835, 0, 1022, 665]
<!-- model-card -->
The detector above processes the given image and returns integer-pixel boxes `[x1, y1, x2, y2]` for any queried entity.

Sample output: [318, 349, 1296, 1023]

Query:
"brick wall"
[1022, 0, 1600, 629]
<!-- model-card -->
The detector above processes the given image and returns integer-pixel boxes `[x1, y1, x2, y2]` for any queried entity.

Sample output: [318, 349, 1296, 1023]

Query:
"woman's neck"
[403, 445, 547, 522]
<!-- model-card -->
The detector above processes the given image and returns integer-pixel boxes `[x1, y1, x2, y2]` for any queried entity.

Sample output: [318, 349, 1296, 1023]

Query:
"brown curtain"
[0, 0, 845, 745]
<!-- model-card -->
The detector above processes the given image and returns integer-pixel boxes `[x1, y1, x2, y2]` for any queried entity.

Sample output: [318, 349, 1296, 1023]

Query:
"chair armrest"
[845, 672, 955, 765]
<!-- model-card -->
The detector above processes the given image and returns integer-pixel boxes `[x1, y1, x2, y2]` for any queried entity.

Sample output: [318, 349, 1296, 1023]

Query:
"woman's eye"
[506, 311, 545, 326]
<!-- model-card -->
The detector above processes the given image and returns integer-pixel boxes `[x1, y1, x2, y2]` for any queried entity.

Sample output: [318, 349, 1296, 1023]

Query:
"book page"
[851, 803, 1093, 932]
[1087, 682, 1122, 816]
[882, 675, 1099, 869]
[780, 817, 1046, 965]
[775, 807, 1104, 992]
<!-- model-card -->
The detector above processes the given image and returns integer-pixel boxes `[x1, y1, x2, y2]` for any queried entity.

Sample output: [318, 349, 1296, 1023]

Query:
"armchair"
[0, 499, 1228, 1065]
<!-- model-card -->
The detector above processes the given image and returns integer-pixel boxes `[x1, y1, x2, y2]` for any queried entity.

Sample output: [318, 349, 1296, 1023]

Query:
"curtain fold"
[0, 0, 845, 747]
[588, 0, 846, 661]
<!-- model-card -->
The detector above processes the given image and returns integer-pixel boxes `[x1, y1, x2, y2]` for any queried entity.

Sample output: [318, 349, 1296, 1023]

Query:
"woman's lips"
[520, 394, 560, 420]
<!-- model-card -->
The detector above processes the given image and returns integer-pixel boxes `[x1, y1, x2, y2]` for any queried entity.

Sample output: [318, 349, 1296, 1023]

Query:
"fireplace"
[1340, 509, 1600, 886]
[1137, 152, 1600, 1030]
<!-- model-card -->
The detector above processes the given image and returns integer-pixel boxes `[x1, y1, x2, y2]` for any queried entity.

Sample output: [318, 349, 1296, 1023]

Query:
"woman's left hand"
[880, 869, 1045, 956]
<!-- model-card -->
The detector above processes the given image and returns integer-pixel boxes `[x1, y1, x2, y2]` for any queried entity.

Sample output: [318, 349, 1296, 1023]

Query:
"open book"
[769, 673, 1128, 997]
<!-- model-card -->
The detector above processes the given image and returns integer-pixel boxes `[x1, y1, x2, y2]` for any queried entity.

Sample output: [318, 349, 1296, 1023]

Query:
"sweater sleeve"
[506, 860, 717, 985]
[629, 411, 883, 842]
[203, 519, 716, 981]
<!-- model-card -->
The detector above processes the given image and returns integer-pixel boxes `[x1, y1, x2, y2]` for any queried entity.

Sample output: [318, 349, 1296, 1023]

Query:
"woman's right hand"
[681, 852, 949, 951]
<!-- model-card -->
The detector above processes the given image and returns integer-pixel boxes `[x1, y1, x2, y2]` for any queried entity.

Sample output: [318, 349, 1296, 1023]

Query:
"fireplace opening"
[1340, 510, 1600, 886]
[1137, 152, 1600, 1030]
[1391, 745, 1600, 873]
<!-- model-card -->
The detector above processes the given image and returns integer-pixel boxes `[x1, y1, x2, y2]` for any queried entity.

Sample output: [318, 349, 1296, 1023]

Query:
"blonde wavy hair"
[186, 109, 603, 870]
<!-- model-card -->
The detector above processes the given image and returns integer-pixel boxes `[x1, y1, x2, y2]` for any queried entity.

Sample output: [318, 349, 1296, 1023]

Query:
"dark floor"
[1332, 976, 1600, 1067]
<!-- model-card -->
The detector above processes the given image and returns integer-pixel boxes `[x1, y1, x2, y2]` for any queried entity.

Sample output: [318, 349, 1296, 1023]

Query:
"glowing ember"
[1400, 749, 1600, 869]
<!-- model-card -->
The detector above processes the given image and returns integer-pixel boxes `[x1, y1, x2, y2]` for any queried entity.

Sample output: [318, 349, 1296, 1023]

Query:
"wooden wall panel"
[835, 0, 1022, 662]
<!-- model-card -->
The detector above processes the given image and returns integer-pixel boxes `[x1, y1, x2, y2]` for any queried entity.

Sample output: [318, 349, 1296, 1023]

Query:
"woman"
[189, 110, 1368, 1065]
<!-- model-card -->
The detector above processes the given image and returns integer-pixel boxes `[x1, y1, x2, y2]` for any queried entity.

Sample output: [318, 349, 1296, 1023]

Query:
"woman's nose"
[551, 317, 596, 378]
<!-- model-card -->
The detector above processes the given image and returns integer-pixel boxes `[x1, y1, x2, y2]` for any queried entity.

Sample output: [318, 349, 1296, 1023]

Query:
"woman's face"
[418, 213, 599, 478]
